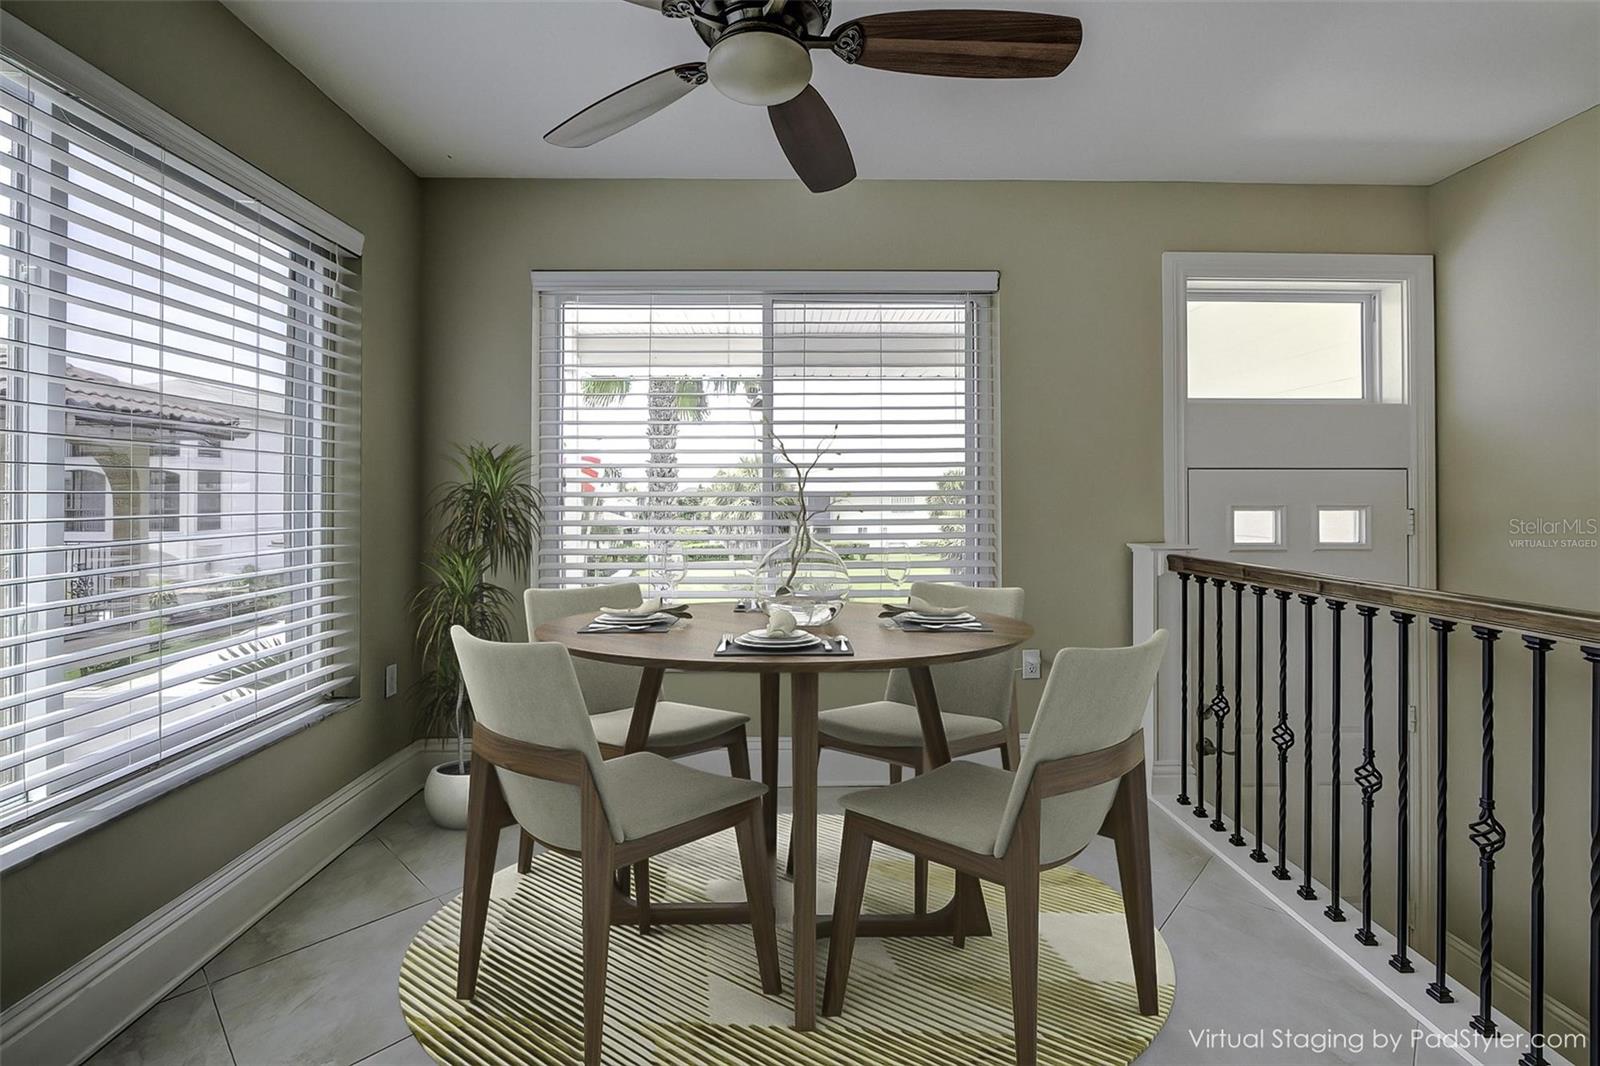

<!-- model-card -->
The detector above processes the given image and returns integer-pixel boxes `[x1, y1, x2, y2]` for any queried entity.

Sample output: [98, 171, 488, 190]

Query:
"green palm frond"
[580, 377, 631, 407]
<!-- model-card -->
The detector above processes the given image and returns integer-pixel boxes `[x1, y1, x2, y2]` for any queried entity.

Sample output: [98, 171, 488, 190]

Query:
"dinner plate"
[735, 630, 822, 649]
[594, 611, 675, 625]
[901, 611, 976, 624]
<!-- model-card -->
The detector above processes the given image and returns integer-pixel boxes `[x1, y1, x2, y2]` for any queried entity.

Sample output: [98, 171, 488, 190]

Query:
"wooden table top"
[534, 601, 1033, 673]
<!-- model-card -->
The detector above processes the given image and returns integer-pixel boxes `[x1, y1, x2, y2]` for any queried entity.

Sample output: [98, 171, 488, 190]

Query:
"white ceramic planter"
[424, 761, 471, 829]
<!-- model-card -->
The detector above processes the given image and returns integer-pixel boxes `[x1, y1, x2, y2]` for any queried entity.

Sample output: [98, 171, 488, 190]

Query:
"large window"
[536, 281, 998, 600]
[0, 54, 360, 836]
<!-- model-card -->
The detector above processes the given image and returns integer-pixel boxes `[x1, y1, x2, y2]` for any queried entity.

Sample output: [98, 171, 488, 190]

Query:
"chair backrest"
[524, 584, 644, 717]
[992, 630, 1168, 862]
[884, 582, 1025, 725]
[450, 627, 627, 848]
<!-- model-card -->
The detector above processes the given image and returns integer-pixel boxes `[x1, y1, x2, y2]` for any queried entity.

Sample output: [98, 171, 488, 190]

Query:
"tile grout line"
[206, 897, 441, 989]
[206, 982, 239, 1066]
[1157, 854, 1213, 930]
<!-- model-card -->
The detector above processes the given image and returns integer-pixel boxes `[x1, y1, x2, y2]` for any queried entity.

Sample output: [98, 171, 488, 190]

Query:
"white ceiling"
[225, 0, 1600, 184]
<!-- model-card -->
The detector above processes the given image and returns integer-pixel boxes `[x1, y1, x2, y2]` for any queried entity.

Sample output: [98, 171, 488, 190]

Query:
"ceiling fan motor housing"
[706, 24, 814, 105]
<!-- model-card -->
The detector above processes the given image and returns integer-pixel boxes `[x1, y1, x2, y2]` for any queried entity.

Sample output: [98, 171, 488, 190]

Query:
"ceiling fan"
[545, 1, 1083, 193]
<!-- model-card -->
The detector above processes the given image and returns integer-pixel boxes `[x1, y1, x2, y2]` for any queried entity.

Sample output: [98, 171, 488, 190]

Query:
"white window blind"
[0, 57, 360, 834]
[536, 286, 998, 600]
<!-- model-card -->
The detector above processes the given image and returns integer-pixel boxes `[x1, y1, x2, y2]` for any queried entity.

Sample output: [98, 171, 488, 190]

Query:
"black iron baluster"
[1297, 594, 1319, 900]
[1354, 604, 1383, 946]
[1194, 577, 1209, 820]
[1426, 619, 1456, 1003]
[1177, 572, 1192, 806]
[1468, 626, 1506, 1036]
[1272, 589, 1294, 880]
[1210, 578, 1230, 833]
[1583, 644, 1600, 1066]
[1249, 585, 1269, 863]
[1519, 636, 1554, 1066]
[1230, 581, 1247, 846]
[1324, 599, 1347, 922]
[1390, 611, 1416, 973]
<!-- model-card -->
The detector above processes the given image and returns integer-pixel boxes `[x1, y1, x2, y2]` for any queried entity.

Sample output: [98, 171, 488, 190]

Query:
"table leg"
[791, 671, 820, 1031]
[619, 668, 665, 910]
[906, 664, 992, 940]
[760, 672, 780, 857]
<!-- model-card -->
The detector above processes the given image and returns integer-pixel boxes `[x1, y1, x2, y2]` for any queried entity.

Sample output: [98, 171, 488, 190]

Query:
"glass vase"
[751, 523, 851, 625]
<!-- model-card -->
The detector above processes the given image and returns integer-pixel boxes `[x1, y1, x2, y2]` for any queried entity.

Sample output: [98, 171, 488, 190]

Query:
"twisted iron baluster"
[1390, 611, 1416, 972]
[1324, 599, 1347, 922]
[1194, 577, 1209, 820]
[1518, 636, 1554, 1066]
[1468, 626, 1505, 1036]
[1210, 578, 1230, 833]
[1229, 582, 1247, 846]
[1426, 619, 1456, 1002]
[1354, 605, 1383, 946]
[1271, 589, 1294, 880]
[1296, 594, 1319, 900]
[1177, 572, 1192, 806]
[1583, 644, 1600, 1066]
[1249, 585, 1269, 863]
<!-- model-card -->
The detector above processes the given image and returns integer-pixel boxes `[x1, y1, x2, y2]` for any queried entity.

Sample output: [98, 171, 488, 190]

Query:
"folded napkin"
[764, 604, 800, 637]
[907, 596, 970, 618]
[600, 598, 665, 619]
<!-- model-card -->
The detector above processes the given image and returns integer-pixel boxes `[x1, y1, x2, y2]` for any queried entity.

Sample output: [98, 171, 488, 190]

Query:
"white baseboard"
[675, 734, 1016, 786]
[1443, 932, 1588, 1047]
[0, 743, 433, 1066]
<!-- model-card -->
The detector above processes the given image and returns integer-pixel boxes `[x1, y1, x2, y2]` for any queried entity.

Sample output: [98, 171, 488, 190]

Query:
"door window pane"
[1317, 506, 1368, 546]
[1231, 507, 1283, 547]
[1187, 299, 1365, 399]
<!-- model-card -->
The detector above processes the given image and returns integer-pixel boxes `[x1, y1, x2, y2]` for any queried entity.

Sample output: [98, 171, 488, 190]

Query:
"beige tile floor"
[84, 788, 1433, 1066]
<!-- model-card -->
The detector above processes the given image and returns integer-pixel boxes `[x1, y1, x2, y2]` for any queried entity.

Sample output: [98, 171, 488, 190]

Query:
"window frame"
[531, 271, 1001, 600]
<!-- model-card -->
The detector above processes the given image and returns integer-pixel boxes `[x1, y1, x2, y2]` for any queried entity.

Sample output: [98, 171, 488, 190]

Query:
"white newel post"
[1127, 543, 1193, 788]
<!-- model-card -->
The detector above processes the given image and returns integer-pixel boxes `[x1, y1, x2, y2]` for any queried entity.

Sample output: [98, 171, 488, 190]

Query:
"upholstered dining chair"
[450, 628, 781, 1066]
[822, 631, 1168, 1066]
[524, 584, 752, 916]
[789, 581, 1025, 914]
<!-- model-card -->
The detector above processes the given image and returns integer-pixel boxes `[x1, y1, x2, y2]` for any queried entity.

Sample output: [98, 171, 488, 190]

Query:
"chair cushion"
[817, 701, 1003, 749]
[603, 753, 766, 843]
[589, 701, 747, 749]
[839, 761, 1015, 856]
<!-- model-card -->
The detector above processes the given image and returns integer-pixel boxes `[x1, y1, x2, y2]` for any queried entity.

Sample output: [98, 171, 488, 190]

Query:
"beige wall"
[420, 178, 1431, 723]
[0, 1, 424, 1006]
[1426, 106, 1599, 1033]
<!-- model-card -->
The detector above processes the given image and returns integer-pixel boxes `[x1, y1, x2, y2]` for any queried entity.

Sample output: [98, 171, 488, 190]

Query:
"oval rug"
[400, 813, 1174, 1064]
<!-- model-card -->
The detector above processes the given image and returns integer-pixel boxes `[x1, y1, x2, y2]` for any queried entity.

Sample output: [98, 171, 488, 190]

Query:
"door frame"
[1159, 250, 1439, 939]
[1161, 251, 1437, 592]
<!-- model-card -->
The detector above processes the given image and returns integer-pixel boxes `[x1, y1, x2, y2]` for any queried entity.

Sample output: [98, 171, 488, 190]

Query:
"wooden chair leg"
[580, 774, 613, 1066]
[457, 755, 510, 999]
[822, 814, 874, 1016]
[727, 728, 751, 779]
[635, 859, 652, 936]
[1004, 870, 1041, 1066]
[1109, 768, 1159, 1015]
[517, 830, 535, 874]
[889, 764, 902, 784]
[735, 801, 783, 995]
[785, 827, 794, 878]
[1002, 702, 1022, 771]
[912, 758, 929, 916]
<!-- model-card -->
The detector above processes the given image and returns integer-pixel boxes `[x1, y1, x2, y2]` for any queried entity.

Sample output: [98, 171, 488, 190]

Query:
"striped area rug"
[400, 814, 1175, 1064]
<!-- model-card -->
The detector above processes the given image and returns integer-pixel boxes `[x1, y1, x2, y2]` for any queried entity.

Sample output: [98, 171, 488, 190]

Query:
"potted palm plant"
[413, 443, 540, 827]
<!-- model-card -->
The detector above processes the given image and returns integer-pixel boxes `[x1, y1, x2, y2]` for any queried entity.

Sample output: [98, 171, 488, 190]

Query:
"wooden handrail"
[1166, 555, 1600, 644]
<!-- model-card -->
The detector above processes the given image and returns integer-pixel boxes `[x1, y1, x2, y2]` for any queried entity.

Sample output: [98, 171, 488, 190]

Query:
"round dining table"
[535, 600, 1033, 1029]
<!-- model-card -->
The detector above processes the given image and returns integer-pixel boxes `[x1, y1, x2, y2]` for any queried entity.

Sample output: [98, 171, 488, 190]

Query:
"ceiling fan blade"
[829, 10, 1082, 78]
[768, 85, 855, 193]
[545, 64, 706, 148]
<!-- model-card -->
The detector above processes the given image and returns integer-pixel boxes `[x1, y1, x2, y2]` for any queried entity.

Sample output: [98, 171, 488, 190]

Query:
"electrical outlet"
[1021, 649, 1041, 680]
[384, 663, 398, 699]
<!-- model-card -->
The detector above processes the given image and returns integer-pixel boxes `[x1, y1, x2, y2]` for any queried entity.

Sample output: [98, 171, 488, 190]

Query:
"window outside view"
[0, 63, 356, 831]
[1187, 297, 1366, 399]
[539, 296, 998, 601]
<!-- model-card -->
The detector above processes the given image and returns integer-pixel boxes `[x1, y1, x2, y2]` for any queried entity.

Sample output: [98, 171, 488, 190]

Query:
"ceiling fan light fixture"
[706, 27, 813, 105]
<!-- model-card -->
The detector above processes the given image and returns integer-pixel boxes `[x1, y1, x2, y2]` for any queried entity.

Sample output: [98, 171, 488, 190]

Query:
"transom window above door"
[533, 274, 999, 600]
